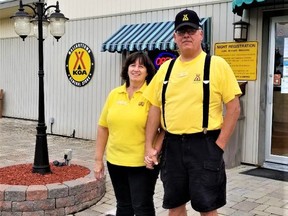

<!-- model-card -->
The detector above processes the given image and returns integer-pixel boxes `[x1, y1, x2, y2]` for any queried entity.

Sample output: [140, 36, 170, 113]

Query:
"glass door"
[266, 16, 288, 166]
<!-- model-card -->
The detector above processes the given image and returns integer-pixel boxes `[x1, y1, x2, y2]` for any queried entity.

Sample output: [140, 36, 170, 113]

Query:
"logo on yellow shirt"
[194, 74, 201, 81]
[138, 102, 145, 106]
[117, 100, 128, 105]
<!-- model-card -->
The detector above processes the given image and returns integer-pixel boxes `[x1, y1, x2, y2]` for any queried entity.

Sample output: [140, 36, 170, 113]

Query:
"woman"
[94, 52, 159, 216]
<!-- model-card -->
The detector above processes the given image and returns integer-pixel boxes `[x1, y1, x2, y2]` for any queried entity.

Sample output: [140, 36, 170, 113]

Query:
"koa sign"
[65, 42, 95, 87]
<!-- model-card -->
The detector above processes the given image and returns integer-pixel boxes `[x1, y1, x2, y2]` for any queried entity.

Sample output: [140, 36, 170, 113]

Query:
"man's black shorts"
[160, 130, 226, 212]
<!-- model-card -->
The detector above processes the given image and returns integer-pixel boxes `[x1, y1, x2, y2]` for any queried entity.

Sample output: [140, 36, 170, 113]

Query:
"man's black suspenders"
[161, 59, 175, 129]
[202, 54, 211, 133]
[161, 54, 211, 133]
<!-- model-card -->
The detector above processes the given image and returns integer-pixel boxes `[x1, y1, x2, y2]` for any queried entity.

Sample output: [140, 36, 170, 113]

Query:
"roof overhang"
[232, 0, 267, 16]
[0, 0, 34, 19]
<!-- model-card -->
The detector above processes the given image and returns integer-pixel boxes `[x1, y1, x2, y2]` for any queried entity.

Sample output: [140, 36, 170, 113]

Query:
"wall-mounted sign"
[65, 42, 95, 87]
[214, 41, 258, 81]
[281, 78, 288, 93]
[149, 51, 177, 70]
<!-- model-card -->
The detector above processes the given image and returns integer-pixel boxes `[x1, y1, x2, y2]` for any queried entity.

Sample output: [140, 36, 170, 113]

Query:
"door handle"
[268, 74, 273, 104]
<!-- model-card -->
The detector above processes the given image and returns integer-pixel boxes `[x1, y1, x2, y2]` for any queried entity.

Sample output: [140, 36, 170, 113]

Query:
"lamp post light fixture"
[233, 19, 250, 42]
[11, 0, 69, 174]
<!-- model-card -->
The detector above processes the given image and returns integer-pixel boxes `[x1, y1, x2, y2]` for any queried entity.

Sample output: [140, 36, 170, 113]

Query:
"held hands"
[144, 148, 159, 169]
[94, 160, 105, 180]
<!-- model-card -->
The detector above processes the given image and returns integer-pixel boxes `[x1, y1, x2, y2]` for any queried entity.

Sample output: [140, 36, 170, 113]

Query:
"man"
[144, 9, 242, 216]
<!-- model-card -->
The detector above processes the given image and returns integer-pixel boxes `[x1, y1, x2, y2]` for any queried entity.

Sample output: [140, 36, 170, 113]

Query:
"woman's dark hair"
[121, 52, 156, 87]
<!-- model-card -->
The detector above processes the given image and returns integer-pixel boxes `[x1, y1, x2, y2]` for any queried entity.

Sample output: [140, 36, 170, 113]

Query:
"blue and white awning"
[101, 18, 211, 53]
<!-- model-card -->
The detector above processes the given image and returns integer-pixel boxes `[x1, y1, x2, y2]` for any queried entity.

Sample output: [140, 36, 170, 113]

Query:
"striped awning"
[101, 18, 211, 53]
[232, 0, 266, 16]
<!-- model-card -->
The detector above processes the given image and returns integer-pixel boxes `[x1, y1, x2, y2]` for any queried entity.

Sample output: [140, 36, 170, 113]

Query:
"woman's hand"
[94, 160, 105, 180]
[145, 148, 158, 169]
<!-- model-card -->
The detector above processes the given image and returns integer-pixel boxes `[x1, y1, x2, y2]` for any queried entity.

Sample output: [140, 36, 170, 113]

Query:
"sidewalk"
[0, 117, 287, 216]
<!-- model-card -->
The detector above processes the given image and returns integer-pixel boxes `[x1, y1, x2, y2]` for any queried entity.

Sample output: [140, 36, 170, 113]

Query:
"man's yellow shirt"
[143, 51, 242, 134]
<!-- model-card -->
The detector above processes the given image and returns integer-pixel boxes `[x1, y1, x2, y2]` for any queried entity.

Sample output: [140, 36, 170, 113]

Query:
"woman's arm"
[94, 125, 109, 180]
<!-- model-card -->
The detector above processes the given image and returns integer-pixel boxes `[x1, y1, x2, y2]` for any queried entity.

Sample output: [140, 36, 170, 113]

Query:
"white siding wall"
[50, 0, 231, 20]
[1, 0, 232, 38]
[0, 1, 238, 140]
[0, 37, 38, 119]
[0, 18, 14, 38]
[239, 10, 263, 165]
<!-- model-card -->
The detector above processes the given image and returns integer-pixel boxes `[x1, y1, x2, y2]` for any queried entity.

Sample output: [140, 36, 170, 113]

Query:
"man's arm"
[216, 96, 241, 150]
[146, 105, 161, 154]
[153, 128, 165, 154]
[145, 105, 161, 168]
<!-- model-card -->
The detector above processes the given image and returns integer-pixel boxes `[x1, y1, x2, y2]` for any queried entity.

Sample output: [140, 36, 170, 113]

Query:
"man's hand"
[145, 148, 159, 169]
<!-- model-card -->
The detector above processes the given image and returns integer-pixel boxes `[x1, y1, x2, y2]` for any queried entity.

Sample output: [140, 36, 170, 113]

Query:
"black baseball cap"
[174, 9, 201, 31]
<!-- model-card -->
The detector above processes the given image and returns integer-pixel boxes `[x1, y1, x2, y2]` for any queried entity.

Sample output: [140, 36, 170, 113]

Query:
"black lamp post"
[11, 0, 68, 174]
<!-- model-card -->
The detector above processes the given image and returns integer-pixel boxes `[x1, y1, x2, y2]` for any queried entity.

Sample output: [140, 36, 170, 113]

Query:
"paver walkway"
[0, 117, 287, 216]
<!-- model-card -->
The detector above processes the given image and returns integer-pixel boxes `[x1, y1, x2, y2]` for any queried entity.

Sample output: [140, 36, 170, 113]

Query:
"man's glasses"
[176, 28, 198, 36]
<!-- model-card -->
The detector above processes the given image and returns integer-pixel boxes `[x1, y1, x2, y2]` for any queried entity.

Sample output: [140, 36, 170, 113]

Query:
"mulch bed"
[0, 163, 91, 185]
